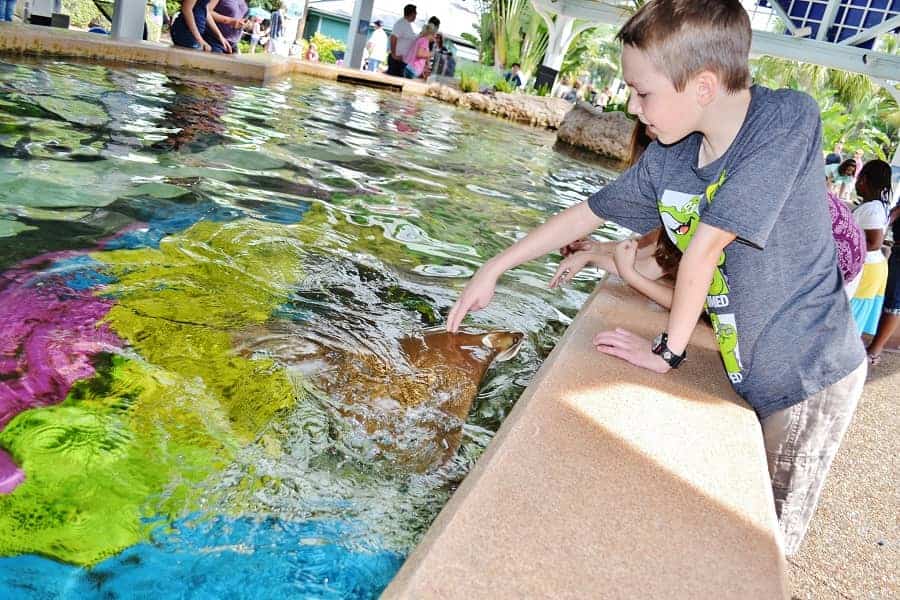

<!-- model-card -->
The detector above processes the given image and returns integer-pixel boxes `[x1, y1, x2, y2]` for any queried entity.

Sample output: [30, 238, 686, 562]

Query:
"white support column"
[345, 0, 374, 70]
[543, 14, 576, 72]
[110, 0, 146, 41]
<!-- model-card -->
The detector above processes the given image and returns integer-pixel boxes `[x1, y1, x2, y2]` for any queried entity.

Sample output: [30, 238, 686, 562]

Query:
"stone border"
[383, 280, 788, 599]
[0, 23, 428, 92]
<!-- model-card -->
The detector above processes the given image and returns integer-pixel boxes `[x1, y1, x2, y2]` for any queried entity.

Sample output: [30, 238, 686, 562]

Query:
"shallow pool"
[0, 59, 624, 598]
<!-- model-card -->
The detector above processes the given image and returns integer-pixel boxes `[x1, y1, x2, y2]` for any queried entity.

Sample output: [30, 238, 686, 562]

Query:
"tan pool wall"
[383, 280, 788, 599]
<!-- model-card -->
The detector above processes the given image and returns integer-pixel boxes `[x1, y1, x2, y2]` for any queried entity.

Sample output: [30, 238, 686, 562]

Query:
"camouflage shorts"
[761, 360, 867, 556]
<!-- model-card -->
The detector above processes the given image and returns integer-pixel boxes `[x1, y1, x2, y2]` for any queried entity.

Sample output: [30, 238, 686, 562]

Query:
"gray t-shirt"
[588, 85, 865, 419]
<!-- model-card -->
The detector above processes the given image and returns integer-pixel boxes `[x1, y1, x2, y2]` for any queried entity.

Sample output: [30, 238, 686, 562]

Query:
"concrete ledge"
[384, 280, 788, 599]
[0, 23, 428, 93]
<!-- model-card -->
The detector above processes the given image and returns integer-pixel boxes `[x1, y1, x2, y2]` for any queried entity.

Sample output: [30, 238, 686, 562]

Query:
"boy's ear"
[694, 71, 719, 107]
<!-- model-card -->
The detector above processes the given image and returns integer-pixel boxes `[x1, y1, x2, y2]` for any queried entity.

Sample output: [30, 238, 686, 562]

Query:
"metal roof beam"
[763, 0, 799, 35]
[531, 0, 630, 26]
[816, 0, 843, 41]
[839, 14, 900, 47]
[751, 29, 900, 80]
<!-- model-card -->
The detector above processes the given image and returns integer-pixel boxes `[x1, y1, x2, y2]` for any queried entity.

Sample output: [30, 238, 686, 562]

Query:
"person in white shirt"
[366, 19, 389, 72]
[388, 4, 418, 77]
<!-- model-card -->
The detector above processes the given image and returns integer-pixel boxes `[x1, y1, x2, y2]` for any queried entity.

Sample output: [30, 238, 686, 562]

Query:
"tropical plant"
[491, 0, 529, 68]
[518, 9, 549, 78]
[309, 32, 345, 64]
[493, 78, 515, 93]
[459, 73, 479, 93]
[752, 54, 899, 160]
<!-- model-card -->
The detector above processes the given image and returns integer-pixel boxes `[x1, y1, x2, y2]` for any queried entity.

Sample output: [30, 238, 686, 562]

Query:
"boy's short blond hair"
[617, 0, 752, 93]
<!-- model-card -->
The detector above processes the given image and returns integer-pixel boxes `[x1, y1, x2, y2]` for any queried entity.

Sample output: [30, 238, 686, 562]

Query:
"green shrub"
[527, 83, 551, 97]
[493, 78, 515, 93]
[456, 61, 505, 88]
[309, 32, 345, 64]
[459, 74, 479, 93]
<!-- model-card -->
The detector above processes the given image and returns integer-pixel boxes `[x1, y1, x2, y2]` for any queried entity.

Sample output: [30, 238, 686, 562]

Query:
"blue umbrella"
[247, 6, 271, 19]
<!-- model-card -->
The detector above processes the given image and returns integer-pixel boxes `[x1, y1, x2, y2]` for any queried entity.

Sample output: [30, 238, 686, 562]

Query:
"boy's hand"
[593, 328, 671, 374]
[446, 266, 499, 333]
[613, 239, 638, 277]
[549, 251, 594, 288]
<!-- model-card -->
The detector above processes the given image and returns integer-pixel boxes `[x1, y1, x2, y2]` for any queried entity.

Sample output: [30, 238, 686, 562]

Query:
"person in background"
[87, 16, 109, 34]
[866, 198, 900, 362]
[562, 80, 581, 102]
[504, 63, 522, 89]
[430, 32, 453, 76]
[171, 0, 230, 53]
[852, 148, 865, 187]
[403, 22, 436, 79]
[267, 2, 284, 54]
[388, 4, 417, 77]
[427, 15, 440, 50]
[825, 139, 844, 166]
[148, 0, 169, 42]
[0, 0, 15, 22]
[826, 158, 857, 202]
[366, 19, 388, 72]
[595, 87, 611, 109]
[207, 0, 246, 54]
[849, 159, 893, 350]
[305, 42, 319, 62]
[249, 16, 267, 53]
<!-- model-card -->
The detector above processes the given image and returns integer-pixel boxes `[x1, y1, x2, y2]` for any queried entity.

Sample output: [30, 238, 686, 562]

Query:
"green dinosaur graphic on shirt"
[657, 170, 730, 298]
[709, 312, 743, 383]
[658, 171, 742, 383]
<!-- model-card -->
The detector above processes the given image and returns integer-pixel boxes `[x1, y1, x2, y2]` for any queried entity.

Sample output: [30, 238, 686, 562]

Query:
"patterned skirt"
[850, 251, 888, 335]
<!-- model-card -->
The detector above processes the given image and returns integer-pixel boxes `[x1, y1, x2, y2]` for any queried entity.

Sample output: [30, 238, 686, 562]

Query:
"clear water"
[0, 59, 625, 598]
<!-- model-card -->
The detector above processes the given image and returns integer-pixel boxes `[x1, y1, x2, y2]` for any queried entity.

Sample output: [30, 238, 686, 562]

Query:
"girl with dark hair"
[826, 158, 858, 201]
[551, 121, 682, 309]
[849, 159, 893, 349]
[866, 193, 900, 362]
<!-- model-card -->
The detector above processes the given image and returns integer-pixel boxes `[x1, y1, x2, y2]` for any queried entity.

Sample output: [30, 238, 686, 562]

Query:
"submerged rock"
[556, 101, 634, 162]
[426, 84, 572, 129]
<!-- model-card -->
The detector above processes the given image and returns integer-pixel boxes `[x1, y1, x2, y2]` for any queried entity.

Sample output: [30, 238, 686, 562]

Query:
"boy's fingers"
[595, 344, 630, 361]
[446, 301, 460, 332]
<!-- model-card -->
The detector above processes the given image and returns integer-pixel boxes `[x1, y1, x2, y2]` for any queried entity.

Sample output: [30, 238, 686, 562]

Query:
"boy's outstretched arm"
[447, 202, 605, 332]
[594, 223, 735, 372]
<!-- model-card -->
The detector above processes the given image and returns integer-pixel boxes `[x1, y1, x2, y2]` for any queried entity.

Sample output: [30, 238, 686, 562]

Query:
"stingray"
[233, 324, 524, 472]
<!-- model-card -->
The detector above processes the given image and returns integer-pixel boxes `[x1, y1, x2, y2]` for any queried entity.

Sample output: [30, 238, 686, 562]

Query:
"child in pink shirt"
[404, 24, 436, 79]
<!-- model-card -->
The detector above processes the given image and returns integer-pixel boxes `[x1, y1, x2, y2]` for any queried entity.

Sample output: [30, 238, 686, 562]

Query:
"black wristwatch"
[652, 332, 686, 369]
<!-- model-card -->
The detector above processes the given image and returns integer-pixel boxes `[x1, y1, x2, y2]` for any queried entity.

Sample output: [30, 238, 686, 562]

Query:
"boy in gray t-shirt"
[446, 0, 866, 556]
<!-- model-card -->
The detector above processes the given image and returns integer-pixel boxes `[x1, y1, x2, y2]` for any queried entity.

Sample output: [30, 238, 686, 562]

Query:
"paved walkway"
[788, 352, 899, 599]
